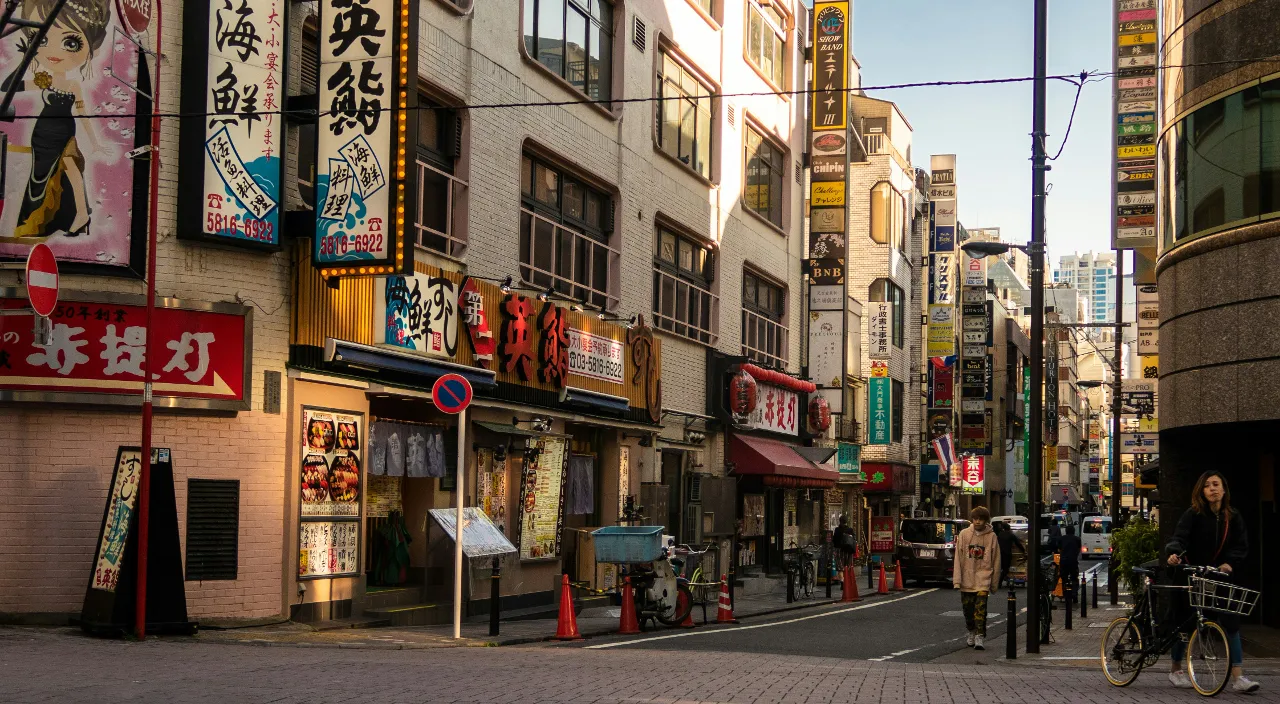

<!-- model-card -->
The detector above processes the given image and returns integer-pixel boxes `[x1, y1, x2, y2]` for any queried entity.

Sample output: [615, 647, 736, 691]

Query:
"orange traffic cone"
[877, 561, 890, 595]
[618, 577, 641, 635]
[678, 588, 696, 628]
[841, 565, 861, 602]
[893, 561, 906, 591]
[554, 574, 582, 640]
[717, 574, 738, 624]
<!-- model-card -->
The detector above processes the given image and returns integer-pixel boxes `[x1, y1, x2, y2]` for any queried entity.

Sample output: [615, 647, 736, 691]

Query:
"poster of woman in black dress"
[2, 0, 109, 239]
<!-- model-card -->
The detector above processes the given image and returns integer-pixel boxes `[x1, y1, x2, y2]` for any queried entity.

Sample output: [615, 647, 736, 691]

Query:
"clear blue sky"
[853, 0, 1114, 261]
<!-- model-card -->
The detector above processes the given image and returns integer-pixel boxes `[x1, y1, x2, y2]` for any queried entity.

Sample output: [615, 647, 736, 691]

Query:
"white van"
[1081, 516, 1113, 559]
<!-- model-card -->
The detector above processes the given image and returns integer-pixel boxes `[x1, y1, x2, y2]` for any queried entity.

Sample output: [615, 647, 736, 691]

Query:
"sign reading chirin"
[312, 0, 418, 276]
[179, 0, 287, 249]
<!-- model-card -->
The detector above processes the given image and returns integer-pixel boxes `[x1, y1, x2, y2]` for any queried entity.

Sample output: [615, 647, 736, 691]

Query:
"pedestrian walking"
[995, 522, 1024, 589]
[953, 506, 1001, 650]
[1057, 525, 1082, 598]
[1046, 521, 1062, 555]
[1165, 471, 1260, 694]
[833, 516, 856, 570]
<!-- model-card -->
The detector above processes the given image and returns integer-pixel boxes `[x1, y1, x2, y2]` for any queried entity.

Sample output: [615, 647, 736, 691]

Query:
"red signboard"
[870, 516, 896, 553]
[961, 456, 985, 495]
[0, 295, 250, 409]
[931, 364, 954, 407]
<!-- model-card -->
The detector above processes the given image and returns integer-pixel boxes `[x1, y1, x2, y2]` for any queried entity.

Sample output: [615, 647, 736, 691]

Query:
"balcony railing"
[520, 208, 619, 310]
[741, 308, 788, 368]
[864, 133, 887, 155]
[835, 417, 863, 444]
[652, 269, 719, 345]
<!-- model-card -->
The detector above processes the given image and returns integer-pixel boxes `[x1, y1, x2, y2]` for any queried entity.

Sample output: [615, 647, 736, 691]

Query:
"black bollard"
[1064, 579, 1073, 630]
[1081, 573, 1088, 619]
[1109, 554, 1118, 605]
[786, 568, 795, 603]
[869, 561, 875, 591]
[1092, 572, 1099, 609]
[1006, 587, 1018, 660]
[825, 554, 832, 599]
[489, 556, 501, 637]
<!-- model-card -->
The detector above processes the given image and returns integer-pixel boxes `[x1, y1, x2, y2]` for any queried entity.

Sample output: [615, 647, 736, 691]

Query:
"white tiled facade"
[1053, 251, 1117, 324]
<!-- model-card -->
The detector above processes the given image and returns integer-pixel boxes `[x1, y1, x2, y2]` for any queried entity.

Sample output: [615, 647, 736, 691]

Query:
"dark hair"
[1190, 470, 1232, 518]
[970, 506, 990, 522]
[1065, 525, 1075, 536]
[21, 0, 110, 76]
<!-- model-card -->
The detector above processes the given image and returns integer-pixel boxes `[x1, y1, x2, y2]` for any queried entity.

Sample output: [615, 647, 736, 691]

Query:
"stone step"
[364, 603, 448, 628]
[362, 586, 425, 611]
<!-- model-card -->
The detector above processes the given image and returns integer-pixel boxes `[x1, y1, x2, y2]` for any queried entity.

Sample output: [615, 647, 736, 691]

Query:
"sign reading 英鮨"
[0, 295, 250, 409]
[313, 0, 418, 276]
[1112, 0, 1158, 250]
[566, 328, 624, 385]
[179, 0, 287, 250]
[741, 382, 800, 436]
[373, 271, 459, 359]
[869, 362, 892, 445]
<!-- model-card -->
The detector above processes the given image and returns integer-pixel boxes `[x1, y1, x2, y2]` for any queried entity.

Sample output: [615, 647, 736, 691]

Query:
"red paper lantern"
[808, 396, 831, 432]
[729, 369, 758, 416]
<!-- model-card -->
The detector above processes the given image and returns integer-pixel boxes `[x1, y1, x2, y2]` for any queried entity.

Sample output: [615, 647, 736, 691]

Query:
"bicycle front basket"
[1189, 577, 1260, 616]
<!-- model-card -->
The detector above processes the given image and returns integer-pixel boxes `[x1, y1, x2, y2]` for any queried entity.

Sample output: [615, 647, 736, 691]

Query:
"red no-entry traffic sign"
[431, 373, 473, 414]
[25, 243, 59, 318]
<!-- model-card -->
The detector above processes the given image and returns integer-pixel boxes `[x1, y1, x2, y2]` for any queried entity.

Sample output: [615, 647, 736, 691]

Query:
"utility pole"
[1110, 250, 1125, 605]
[1026, 0, 1048, 655]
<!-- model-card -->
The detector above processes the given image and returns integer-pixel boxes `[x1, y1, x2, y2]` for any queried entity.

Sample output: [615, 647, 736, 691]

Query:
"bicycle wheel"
[655, 583, 693, 626]
[1040, 593, 1054, 644]
[1187, 620, 1231, 696]
[1100, 617, 1144, 687]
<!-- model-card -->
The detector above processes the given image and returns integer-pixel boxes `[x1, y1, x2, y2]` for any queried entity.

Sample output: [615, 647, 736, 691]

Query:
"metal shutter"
[185, 479, 240, 581]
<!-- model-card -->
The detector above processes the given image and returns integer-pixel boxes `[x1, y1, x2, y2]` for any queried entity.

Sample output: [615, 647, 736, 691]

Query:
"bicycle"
[1100, 562, 1259, 696]
[1038, 558, 1058, 644]
[783, 542, 819, 598]
[683, 543, 722, 611]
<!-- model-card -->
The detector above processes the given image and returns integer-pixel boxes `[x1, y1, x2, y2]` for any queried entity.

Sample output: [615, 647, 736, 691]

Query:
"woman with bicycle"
[1165, 471, 1259, 694]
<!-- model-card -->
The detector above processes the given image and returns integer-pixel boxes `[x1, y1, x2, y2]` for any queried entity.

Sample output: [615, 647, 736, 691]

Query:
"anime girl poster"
[0, 0, 145, 270]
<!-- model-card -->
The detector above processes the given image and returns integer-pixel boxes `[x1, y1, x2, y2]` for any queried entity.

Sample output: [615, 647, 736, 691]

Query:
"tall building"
[1158, 0, 1280, 630]
[1053, 252, 1117, 323]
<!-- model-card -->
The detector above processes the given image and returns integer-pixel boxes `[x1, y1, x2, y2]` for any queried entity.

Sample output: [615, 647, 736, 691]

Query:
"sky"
[852, 0, 1115, 264]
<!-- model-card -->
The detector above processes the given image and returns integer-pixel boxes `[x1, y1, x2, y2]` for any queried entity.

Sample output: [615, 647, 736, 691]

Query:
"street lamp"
[961, 237, 1047, 652]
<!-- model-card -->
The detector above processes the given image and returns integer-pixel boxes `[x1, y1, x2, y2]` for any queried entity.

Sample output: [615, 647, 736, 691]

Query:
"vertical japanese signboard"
[313, 0, 418, 276]
[1112, 0, 1157, 250]
[927, 157, 958, 360]
[868, 302, 891, 360]
[960, 455, 985, 495]
[179, 0, 287, 249]
[808, 1, 850, 414]
[868, 361, 891, 445]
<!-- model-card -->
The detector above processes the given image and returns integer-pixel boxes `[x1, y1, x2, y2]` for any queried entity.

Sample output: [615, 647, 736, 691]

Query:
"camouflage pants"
[961, 591, 989, 636]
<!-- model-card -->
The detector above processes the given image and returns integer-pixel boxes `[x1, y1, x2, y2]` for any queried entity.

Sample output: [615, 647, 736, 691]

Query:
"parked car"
[1080, 516, 1113, 560]
[1039, 511, 1075, 552]
[992, 515, 1028, 529]
[896, 518, 970, 585]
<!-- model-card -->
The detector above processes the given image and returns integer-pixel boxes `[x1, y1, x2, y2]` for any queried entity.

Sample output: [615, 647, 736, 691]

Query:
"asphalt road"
[568, 561, 1112, 663]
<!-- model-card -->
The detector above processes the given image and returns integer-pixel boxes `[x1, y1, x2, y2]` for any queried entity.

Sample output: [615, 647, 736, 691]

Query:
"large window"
[742, 270, 787, 367]
[869, 181, 905, 251]
[869, 278, 904, 349]
[745, 0, 786, 88]
[744, 125, 785, 227]
[654, 225, 719, 344]
[415, 95, 468, 257]
[523, 0, 613, 101]
[520, 154, 618, 309]
[657, 52, 714, 179]
[891, 379, 904, 443]
[1162, 77, 1280, 250]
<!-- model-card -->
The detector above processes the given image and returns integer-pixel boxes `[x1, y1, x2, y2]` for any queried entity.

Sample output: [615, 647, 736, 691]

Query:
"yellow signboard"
[1117, 145, 1156, 159]
[810, 182, 845, 207]
[1118, 32, 1156, 46]
[1140, 354, 1159, 379]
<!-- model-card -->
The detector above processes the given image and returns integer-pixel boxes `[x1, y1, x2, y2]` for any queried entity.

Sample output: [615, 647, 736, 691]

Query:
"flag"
[932, 433, 958, 484]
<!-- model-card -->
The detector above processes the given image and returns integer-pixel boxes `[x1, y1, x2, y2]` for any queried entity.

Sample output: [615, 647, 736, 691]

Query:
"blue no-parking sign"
[431, 374, 473, 414]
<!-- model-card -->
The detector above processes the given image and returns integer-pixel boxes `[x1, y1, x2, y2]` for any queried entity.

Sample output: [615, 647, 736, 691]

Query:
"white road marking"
[584, 589, 938, 649]
[1041, 656, 1100, 660]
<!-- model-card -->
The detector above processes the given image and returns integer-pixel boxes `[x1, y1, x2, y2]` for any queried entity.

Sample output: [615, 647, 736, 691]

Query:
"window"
[744, 125, 784, 227]
[657, 52, 714, 178]
[745, 0, 786, 88]
[891, 379, 904, 443]
[523, 0, 613, 101]
[297, 14, 320, 208]
[654, 225, 719, 344]
[869, 182, 905, 251]
[520, 154, 618, 308]
[869, 278, 904, 348]
[742, 270, 787, 367]
[415, 95, 468, 257]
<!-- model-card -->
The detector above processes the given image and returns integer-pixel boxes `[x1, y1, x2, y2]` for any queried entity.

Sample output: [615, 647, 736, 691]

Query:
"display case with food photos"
[516, 436, 570, 561]
[299, 407, 363, 579]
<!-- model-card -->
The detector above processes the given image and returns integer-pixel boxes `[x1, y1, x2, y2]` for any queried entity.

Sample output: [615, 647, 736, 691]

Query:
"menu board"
[783, 491, 799, 549]
[743, 494, 766, 536]
[477, 449, 509, 535]
[516, 436, 569, 560]
[365, 475, 403, 518]
[299, 407, 363, 579]
[299, 521, 360, 577]
[870, 516, 896, 553]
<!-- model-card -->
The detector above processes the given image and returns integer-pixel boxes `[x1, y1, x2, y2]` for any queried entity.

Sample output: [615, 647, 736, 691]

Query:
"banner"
[869, 362, 891, 445]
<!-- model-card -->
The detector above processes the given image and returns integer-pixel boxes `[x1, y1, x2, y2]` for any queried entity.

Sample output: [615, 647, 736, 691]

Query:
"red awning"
[730, 434, 839, 488]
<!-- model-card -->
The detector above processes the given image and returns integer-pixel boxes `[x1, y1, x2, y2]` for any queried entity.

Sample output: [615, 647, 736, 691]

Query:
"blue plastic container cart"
[591, 526, 665, 564]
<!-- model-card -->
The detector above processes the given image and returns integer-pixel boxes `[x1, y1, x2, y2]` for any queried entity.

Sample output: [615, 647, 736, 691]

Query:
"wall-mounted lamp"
[500, 275, 514, 294]
[684, 429, 706, 444]
[513, 415, 552, 433]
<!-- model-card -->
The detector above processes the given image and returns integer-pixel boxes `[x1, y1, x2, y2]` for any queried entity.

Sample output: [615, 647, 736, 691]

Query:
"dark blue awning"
[324, 338, 497, 391]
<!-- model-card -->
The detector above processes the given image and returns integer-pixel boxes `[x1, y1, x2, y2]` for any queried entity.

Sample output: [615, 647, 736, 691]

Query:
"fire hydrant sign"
[0, 295, 250, 409]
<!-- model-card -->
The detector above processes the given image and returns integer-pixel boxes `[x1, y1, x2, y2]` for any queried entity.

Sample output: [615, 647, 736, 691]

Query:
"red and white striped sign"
[24, 243, 59, 317]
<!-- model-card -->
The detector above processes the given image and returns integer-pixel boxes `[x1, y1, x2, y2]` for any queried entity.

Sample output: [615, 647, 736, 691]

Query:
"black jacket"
[1165, 506, 1248, 571]
[996, 529, 1023, 568]
[1058, 534, 1082, 569]
[833, 525, 856, 553]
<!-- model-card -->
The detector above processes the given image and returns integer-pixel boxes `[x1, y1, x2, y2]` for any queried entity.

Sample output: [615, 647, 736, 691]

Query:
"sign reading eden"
[313, 0, 417, 276]
[179, 0, 287, 249]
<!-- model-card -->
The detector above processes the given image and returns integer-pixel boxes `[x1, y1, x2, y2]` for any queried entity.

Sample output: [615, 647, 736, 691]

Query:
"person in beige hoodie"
[953, 506, 1001, 649]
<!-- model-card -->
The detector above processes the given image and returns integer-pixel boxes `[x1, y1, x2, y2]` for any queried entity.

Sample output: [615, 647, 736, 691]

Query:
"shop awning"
[324, 338, 498, 391]
[793, 446, 838, 466]
[474, 421, 543, 437]
[729, 434, 838, 488]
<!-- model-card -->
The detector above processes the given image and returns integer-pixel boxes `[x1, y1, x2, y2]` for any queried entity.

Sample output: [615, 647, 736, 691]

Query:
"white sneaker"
[1231, 676, 1261, 694]
[1169, 671, 1192, 689]
[966, 631, 975, 647]
[974, 635, 985, 650]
